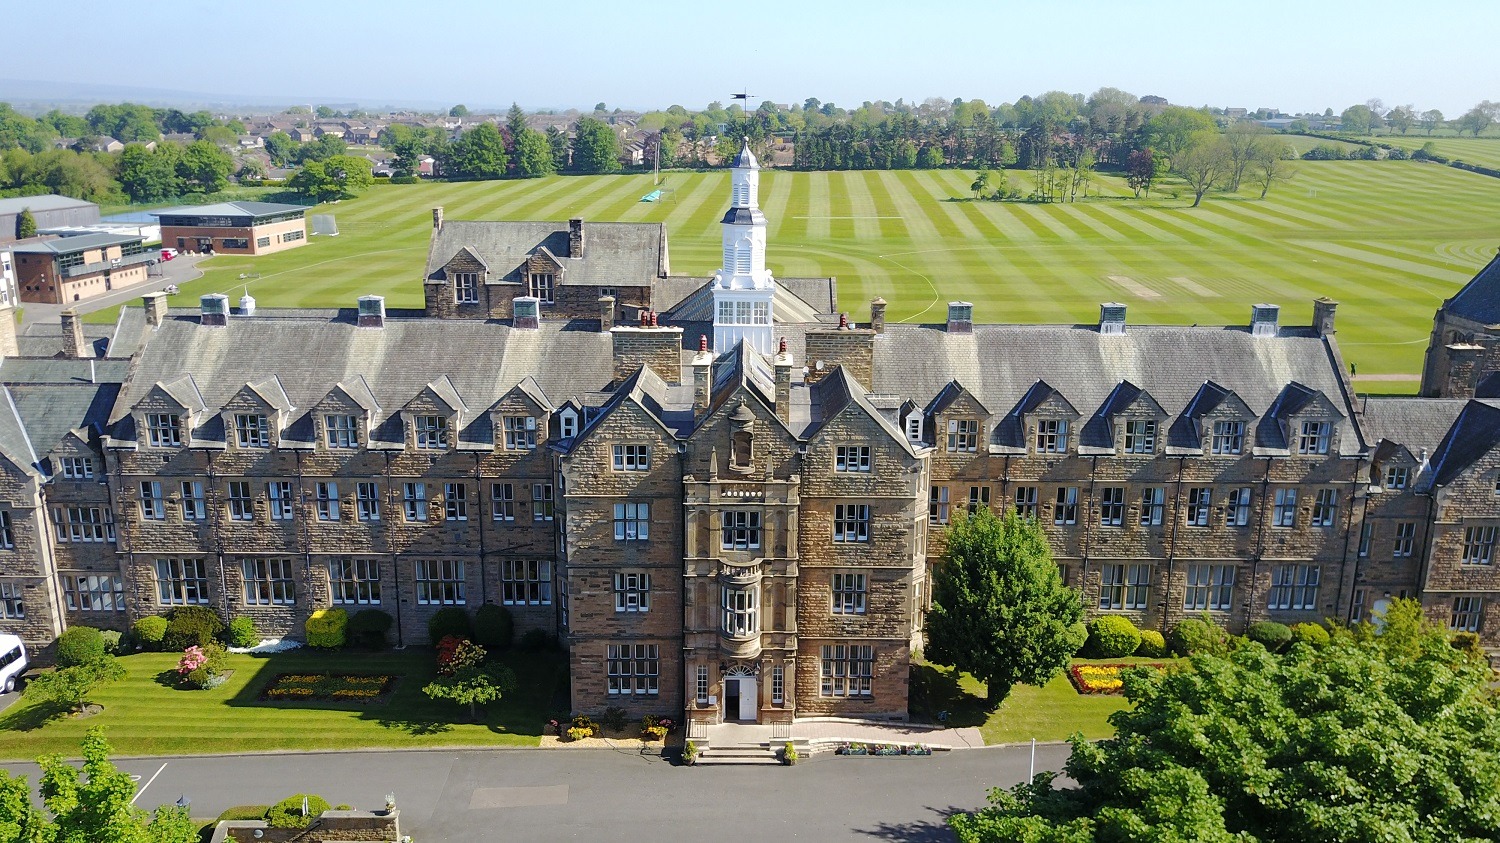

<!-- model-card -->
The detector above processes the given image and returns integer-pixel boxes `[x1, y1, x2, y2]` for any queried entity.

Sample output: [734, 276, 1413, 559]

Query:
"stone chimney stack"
[1312, 297, 1338, 337]
[358, 295, 386, 328]
[946, 301, 973, 334]
[870, 297, 887, 334]
[692, 335, 713, 416]
[432, 207, 444, 231]
[0, 305, 16, 359]
[142, 291, 169, 328]
[610, 321, 685, 384]
[774, 336, 794, 425]
[60, 309, 88, 358]
[569, 218, 585, 258]
[1251, 303, 1280, 338]
[200, 293, 229, 327]
[599, 295, 615, 331]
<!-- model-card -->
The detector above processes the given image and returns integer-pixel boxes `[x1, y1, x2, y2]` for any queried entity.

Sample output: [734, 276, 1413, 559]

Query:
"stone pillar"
[569, 218, 585, 258]
[432, 207, 444, 231]
[692, 335, 712, 416]
[870, 297, 886, 334]
[599, 295, 615, 332]
[1313, 297, 1338, 336]
[60, 309, 88, 358]
[774, 337, 793, 425]
[142, 291, 169, 327]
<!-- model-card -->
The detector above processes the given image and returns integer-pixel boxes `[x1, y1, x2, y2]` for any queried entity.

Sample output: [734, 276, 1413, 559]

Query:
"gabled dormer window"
[905, 414, 922, 443]
[1123, 420, 1156, 454]
[1384, 465, 1409, 490]
[146, 413, 182, 447]
[1297, 420, 1331, 455]
[1035, 419, 1067, 454]
[235, 413, 270, 448]
[325, 414, 359, 449]
[454, 272, 479, 304]
[529, 273, 555, 303]
[947, 418, 979, 453]
[504, 416, 537, 450]
[415, 415, 448, 450]
[61, 457, 94, 479]
[1210, 420, 1244, 455]
[559, 410, 578, 439]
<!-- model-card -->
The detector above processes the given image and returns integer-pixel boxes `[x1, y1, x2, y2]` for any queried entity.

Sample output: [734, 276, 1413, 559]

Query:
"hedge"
[1169, 617, 1228, 656]
[474, 604, 514, 652]
[227, 616, 259, 648]
[1136, 629, 1167, 658]
[1291, 622, 1331, 648]
[164, 606, 225, 650]
[1247, 621, 1294, 652]
[305, 608, 347, 649]
[56, 626, 105, 667]
[132, 616, 168, 651]
[1085, 616, 1141, 659]
[266, 794, 330, 828]
[428, 607, 473, 643]
[347, 609, 394, 649]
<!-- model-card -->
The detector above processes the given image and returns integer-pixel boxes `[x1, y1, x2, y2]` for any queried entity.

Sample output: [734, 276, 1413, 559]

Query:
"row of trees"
[1339, 98, 1500, 136]
[0, 102, 246, 152]
[116, 140, 234, 202]
[378, 105, 621, 180]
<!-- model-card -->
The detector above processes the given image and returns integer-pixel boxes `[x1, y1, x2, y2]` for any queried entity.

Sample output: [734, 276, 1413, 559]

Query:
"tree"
[423, 659, 517, 720]
[1143, 106, 1216, 158]
[970, 169, 990, 198]
[1456, 101, 1498, 136]
[512, 128, 554, 177]
[1126, 148, 1157, 198]
[545, 125, 569, 169]
[1171, 132, 1230, 207]
[572, 117, 620, 174]
[315, 106, 336, 119]
[25, 657, 125, 713]
[1222, 121, 1267, 192]
[1386, 103, 1416, 135]
[449, 104, 469, 118]
[444, 122, 508, 179]
[593, 102, 607, 113]
[925, 509, 1084, 705]
[1340, 103, 1373, 135]
[383, 123, 428, 177]
[506, 103, 528, 147]
[1250, 136, 1295, 199]
[950, 604, 1500, 842]
[1420, 108, 1445, 135]
[176, 140, 231, 193]
[295, 133, 346, 164]
[290, 155, 372, 202]
[264, 131, 296, 167]
[16, 208, 35, 239]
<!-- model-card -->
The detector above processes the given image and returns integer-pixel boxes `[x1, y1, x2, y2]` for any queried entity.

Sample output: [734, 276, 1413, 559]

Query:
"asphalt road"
[1, 743, 1071, 842]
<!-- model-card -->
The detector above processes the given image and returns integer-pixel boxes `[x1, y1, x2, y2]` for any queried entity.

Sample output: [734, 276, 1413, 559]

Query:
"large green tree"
[1171, 131, 1230, 207]
[926, 508, 1084, 705]
[512, 128, 555, 178]
[16, 208, 35, 239]
[289, 155, 372, 202]
[1340, 103, 1374, 135]
[176, 140, 232, 193]
[444, 122, 508, 179]
[116, 143, 180, 202]
[571, 117, 621, 174]
[951, 600, 1500, 842]
[263, 131, 296, 167]
[1456, 101, 1498, 137]
[1143, 106, 1216, 159]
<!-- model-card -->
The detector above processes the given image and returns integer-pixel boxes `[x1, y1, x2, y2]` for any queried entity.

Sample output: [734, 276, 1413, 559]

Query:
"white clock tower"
[712, 139, 775, 354]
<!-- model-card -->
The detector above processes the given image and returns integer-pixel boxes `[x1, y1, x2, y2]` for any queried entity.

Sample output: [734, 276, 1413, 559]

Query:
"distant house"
[238, 135, 264, 149]
[314, 124, 346, 139]
[83, 137, 124, 153]
[162, 132, 196, 144]
[0, 195, 101, 245]
[621, 140, 646, 167]
[290, 127, 317, 143]
[13, 232, 152, 304]
[418, 156, 436, 177]
[152, 201, 309, 256]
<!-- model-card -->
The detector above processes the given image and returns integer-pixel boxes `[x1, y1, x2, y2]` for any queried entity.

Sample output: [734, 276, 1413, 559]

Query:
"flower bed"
[259, 673, 398, 705]
[1068, 663, 1167, 695]
[835, 742, 932, 756]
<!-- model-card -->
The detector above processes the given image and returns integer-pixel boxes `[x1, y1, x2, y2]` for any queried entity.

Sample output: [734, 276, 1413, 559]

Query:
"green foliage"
[163, 606, 224, 650]
[423, 663, 518, 720]
[1084, 616, 1141, 659]
[1290, 622, 1330, 648]
[177, 140, 232, 193]
[266, 793, 331, 828]
[55, 626, 106, 668]
[1451, 631, 1485, 660]
[216, 805, 270, 822]
[1167, 617, 1228, 657]
[450, 105, 469, 118]
[289, 155, 373, 202]
[28, 728, 197, 843]
[782, 741, 798, 764]
[264, 131, 296, 167]
[602, 706, 628, 732]
[916, 145, 944, 168]
[26, 657, 125, 712]
[227, 616, 258, 648]
[428, 607, 473, 643]
[1144, 106, 1217, 158]
[513, 128, 555, 177]
[571, 117, 621, 174]
[132, 616, 168, 651]
[294, 134, 347, 164]
[304, 608, 348, 649]
[682, 740, 699, 764]
[518, 628, 555, 652]
[347, 609, 394, 649]
[1340, 103, 1374, 135]
[444, 123, 508, 180]
[1135, 629, 1166, 658]
[15, 208, 35, 240]
[473, 604, 514, 652]
[181, 642, 227, 690]
[926, 508, 1085, 704]
[99, 629, 123, 656]
[1246, 620, 1294, 652]
[951, 624, 1500, 842]
[117, 142, 181, 202]
[0, 767, 48, 842]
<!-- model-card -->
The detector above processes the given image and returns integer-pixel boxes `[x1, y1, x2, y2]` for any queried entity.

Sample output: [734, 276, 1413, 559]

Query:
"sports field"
[98, 163, 1500, 387]
[1377, 136, 1500, 169]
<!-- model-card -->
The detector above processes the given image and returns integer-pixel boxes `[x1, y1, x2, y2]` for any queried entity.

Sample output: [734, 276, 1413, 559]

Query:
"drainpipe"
[1343, 458, 1371, 624]
[1162, 457, 1185, 634]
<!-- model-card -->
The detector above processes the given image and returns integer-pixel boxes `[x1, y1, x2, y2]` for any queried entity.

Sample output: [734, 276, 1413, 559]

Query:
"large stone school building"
[0, 143, 1496, 729]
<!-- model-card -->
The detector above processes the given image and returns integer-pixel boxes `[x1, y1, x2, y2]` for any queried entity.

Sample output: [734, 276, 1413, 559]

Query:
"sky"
[3, 0, 1496, 115]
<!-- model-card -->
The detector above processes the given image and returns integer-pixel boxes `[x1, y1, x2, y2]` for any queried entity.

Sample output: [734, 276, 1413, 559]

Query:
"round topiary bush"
[164, 606, 226, 650]
[1247, 621, 1294, 652]
[1135, 629, 1167, 658]
[227, 616, 258, 648]
[1085, 616, 1142, 659]
[347, 609, 394, 649]
[1168, 617, 1228, 656]
[99, 629, 124, 656]
[473, 604, 514, 652]
[305, 608, 347, 649]
[55, 626, 105, 667]
[132, 616, 168, 651]
[1291, 622, 1331, 648]
[266, 794, 331, 828]
[427, 607, 472, 644]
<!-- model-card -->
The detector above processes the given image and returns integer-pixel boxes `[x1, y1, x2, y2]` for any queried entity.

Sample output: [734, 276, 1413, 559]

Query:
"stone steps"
[695, 744, 782, 766]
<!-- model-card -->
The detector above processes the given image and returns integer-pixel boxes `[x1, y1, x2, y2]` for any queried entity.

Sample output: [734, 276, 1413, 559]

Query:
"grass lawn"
[1377, 135, 1500, 169]
[85, 162, 1500, 382]
[0, 648, 565, 759]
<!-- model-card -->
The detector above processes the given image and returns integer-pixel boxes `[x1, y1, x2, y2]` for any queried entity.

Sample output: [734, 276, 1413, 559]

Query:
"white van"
[0, 634, 28, 693]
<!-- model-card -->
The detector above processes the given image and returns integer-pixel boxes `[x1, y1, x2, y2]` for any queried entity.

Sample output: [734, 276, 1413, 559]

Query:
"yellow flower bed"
[1067, 663, 1166, 695]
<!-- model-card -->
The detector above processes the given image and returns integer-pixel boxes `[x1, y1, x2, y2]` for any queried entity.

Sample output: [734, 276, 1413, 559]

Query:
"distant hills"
[0, 78, 451, 113]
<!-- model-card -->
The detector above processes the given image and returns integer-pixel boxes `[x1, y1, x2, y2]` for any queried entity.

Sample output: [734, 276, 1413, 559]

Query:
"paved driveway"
[1, 743, 1071, 842]
[20, 254, 207, 327]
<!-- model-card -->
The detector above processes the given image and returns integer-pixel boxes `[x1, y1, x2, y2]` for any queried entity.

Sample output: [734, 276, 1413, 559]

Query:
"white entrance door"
[1372, 598, 1392, 630]
[737, 678, 757, 722]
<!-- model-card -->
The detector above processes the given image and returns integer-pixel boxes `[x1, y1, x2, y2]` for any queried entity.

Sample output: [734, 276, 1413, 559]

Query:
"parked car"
[164, 284, 180, 295]
[0, 634, 28, 693]
[160, 248, 178, 261]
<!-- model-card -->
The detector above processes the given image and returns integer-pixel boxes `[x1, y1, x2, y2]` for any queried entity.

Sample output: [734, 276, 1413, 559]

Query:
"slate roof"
[0, 195, 96, 215]
[1360, 397, 1473, 459]
[149, 201, 308, 219]
[664, 280, 828, 324]
[1424, 400, 1500, 489]
[425, 220, 665, 288]
[1444, 252, 1500, 326]
[0, 358, 126, 472]
[19, 321, 114, 358]
[11, 233, 142, 254]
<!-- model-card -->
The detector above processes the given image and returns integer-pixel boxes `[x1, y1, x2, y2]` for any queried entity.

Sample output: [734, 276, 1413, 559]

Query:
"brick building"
[152, 202, 308, 256]
[0, 143, 1497, 729]
[12, 233, 153, 304]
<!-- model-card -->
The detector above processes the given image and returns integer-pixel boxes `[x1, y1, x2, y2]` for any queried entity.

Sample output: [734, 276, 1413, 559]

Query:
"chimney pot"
[778, 336, 787, 354]
[699, 334, 709, 352]
[432, 207, 444, 230]
[838, 312, 849, 329]
[649, 310, 659, 328]
[870, 297, 887, 333]
[640, 310, 649, 328]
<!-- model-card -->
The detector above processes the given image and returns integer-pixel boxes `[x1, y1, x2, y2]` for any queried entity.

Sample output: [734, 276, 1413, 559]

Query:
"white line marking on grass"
[131, 763, 167, 806]
[876, 254, 942, 323]
[1168, 276, 1220, 297]
[1107, 275, 1162, 299]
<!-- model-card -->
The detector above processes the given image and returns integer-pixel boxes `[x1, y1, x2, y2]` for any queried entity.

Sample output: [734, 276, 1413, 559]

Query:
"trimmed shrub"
[99, 629, 123, 656]
[1291, 622, 1330, 648]
[305, 608, 348, 649]
[1135, 629, 1166, 658]
[427, 607, 472, 644]
[347, 609, 394, 649]
[1247, 621, 1294, 652]
[216, 806, 269, 823]
[56, 626, 106, 667]
[227, 616, 258, 648]
[1069, 621, 1089, 657]
[518, 628, 554, 652]
[1085, 616, 1141, 659]
[1169, 617, 1229, 656]
[473, 604, 514, 652]
[132, 616, 168, 651]
[165, 606, 226, 650]
[602, 706, 629, 732]
[266, 794, 331, 828]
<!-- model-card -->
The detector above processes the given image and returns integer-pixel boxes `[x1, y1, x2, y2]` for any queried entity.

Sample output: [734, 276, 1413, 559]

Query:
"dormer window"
[415, 415, 448, 450]
[1123, 420, 1156, 454]
[1210, 420, 1244, 455]
[559, 410, 578, 439]
[61, 457, 94, 479]
[235, 413, 270, 448]
[325, 414, 359, 449]
[146, 413, 182, 447]
[906, 414, 922, 443]
[504, 416, 537, 450]
[1035, 419, 1067, 454]
[528, 273, 554, 303]
[454, 273, 479, 304]
[729, 402, 755, 474]
[1297, 421, 1331, 455]
[1384, 465, 1409, 490]
[947, 419, 979, 453]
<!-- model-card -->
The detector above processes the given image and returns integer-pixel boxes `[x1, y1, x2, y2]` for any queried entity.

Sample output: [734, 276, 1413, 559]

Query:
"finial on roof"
[699, 334, 709, 352]
[838, 312, 849, 329]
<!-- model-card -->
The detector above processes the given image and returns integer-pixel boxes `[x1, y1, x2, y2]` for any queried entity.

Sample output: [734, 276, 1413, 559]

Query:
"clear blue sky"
[4, 0, 1495, 114]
